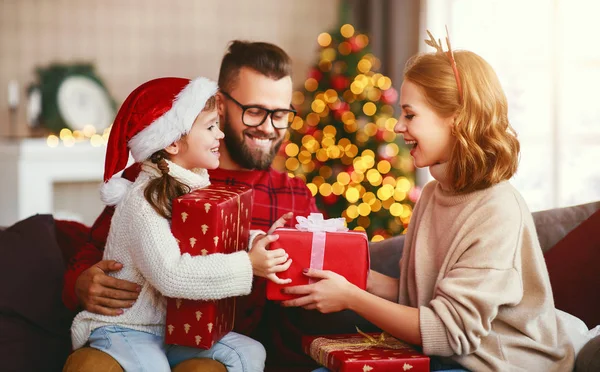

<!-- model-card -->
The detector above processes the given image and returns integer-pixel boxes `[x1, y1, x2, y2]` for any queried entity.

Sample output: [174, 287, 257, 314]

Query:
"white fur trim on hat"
[100, 176, 133, 206]
[128, 77, 218, 162]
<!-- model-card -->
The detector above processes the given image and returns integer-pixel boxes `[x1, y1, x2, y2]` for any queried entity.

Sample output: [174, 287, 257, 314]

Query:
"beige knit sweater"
[399, 165, 574, 371]
[71, 161, 254, 349]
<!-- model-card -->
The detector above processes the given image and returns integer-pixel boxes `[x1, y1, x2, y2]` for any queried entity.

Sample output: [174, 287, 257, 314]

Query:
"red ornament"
[322, 193, 339, 205]
[333, 102, 350, 121]
[348, 36, 362, 53]
[278, 140, 291, 155]
[330, 75, 350, 91]
[408, 186, 422, 203]
[372, 229, 389, 239]
[305, 126, 316, 136]
[381, 87, 398, 104]
[330, 100, 343, 111]
[377, 144, 393, 161]
[308, 68, 323, 82]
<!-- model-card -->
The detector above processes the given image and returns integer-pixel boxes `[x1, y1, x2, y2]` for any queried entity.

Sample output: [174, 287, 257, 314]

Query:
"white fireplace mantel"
[0, 138, 109, 226]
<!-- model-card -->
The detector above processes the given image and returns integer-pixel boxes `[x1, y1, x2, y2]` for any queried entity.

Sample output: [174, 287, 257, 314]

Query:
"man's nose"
[255, 114, 276, 133]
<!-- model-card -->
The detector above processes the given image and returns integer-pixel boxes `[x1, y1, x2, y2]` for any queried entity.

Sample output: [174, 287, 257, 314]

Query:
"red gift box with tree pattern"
[165, 184, 252, 349]
[302, 331, 430, 372]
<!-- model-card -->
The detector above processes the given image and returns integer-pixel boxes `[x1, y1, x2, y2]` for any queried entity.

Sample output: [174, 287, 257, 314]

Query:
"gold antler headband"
[425, 26, 463, 102]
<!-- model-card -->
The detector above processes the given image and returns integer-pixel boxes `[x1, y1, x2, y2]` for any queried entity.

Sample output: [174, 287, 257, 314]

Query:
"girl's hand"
[280, 268, 358, 313]
[248, 212, 294, 284]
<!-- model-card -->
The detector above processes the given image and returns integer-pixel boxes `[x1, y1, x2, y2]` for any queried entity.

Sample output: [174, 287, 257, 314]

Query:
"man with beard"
[62, 41, 321, 372]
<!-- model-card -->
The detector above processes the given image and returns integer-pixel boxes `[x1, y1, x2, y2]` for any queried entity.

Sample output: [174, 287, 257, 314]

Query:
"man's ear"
[216, 92, 225, 117]
[164, 141, 180, 156]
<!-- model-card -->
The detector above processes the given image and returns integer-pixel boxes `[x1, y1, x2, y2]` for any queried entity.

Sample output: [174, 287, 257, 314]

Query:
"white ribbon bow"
[295, 213, 348, 232]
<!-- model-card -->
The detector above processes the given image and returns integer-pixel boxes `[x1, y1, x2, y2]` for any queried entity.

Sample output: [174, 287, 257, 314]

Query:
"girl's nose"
[216, 126, 225, 139]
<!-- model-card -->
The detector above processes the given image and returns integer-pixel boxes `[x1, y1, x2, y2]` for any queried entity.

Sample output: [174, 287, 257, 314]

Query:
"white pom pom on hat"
[100, 77, 218, 205]
[100, 177, 133, 206]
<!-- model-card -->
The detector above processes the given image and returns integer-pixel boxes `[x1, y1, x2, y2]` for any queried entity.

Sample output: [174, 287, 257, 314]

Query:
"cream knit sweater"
[399, 164, 574, 371]
[71, 161, 254, 349]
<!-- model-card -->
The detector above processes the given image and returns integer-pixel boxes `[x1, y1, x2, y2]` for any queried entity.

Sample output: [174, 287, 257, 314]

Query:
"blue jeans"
[89, 325, 265, 372]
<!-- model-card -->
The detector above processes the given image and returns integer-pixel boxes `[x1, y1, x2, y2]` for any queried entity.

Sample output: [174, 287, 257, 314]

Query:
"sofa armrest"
[369, 235, 405, 278]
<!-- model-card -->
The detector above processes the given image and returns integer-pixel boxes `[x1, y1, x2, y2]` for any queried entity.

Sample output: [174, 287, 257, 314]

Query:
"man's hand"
[75, 260, 141, 316]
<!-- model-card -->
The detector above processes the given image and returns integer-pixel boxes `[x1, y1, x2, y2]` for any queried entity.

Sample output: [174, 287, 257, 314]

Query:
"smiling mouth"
[245, 133, 274, 148]
[404, 139, 418, 149]
[210, 146, 220, 156]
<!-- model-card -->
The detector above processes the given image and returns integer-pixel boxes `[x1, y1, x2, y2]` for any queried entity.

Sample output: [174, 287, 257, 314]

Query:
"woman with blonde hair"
[283, 30, 575, 371]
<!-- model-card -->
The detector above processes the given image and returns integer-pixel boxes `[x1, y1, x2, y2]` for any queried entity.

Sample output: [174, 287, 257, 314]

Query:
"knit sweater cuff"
[248, 229, 266, 251]
[420, 305, 454, 357]
[225, 251, 254, 295]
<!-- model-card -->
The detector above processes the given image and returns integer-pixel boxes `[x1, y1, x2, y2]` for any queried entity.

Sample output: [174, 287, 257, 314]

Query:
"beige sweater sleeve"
[419, 193, 526, 357]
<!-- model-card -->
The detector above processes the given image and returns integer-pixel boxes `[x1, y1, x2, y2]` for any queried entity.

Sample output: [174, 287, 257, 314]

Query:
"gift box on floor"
[165, 184, 252, 349]
[302, 331, 430, 372]
[266, 213, 369, 301]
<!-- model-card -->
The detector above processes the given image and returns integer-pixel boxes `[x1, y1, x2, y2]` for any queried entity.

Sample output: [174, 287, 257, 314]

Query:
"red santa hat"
[100, 76, 218, 206]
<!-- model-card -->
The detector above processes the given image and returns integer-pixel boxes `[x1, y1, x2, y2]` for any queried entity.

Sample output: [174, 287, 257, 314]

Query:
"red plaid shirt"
[62, 164, 318, 336]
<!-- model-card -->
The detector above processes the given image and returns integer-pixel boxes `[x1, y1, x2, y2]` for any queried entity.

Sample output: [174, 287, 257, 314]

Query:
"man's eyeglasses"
[221, 91, 296, 129]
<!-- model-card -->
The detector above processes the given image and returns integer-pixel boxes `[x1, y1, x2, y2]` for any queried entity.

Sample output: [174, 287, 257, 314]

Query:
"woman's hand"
[281, 268, 359, 313]
[248, 212, 294, 284]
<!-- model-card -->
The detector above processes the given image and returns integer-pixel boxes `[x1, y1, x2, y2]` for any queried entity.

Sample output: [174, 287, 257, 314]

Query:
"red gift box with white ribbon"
[266, 213, 369, 301]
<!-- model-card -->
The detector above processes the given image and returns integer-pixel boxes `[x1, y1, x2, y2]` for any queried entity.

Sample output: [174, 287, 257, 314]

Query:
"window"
[421, 0, 600, 211]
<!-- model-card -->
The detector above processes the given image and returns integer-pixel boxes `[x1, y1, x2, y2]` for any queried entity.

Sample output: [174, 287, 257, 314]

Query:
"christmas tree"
[273, 22, 419, 241]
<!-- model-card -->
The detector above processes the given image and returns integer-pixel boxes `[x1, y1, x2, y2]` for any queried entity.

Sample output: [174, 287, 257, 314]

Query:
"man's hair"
[218, 40, 292, 93]
[404, 50, 520, 193]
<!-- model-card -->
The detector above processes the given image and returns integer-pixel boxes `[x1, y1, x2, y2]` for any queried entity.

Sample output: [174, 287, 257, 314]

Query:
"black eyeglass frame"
[221, 91, 297, 129]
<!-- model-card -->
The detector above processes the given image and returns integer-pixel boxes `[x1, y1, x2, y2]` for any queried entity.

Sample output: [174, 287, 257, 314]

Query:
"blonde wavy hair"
[404, 50, 520, 193]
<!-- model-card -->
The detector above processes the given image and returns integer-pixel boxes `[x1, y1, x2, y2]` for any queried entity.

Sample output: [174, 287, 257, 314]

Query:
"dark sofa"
[1, 201, 599, 372]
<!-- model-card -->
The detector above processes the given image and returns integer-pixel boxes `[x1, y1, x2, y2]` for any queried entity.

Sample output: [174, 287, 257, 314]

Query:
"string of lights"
[45, 125, 110, 148]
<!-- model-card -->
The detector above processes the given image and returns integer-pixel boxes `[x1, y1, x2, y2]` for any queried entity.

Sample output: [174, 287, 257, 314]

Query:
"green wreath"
[31, 63, 116, 134]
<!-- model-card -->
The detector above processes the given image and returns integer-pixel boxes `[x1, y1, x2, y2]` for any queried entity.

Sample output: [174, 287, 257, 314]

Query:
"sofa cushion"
[544, 209, 600, 328]
[369, 234, 404, 278]
[0, 214, 73, 371]
[533, 201, 600, 254]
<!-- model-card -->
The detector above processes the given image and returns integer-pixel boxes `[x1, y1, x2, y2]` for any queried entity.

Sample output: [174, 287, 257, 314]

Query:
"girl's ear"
[164, 141, 180, 156]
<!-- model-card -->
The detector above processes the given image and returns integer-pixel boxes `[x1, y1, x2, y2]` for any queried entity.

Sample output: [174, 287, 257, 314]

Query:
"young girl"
[282, 31, 575, 371]
[71, 77, 292, 372]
